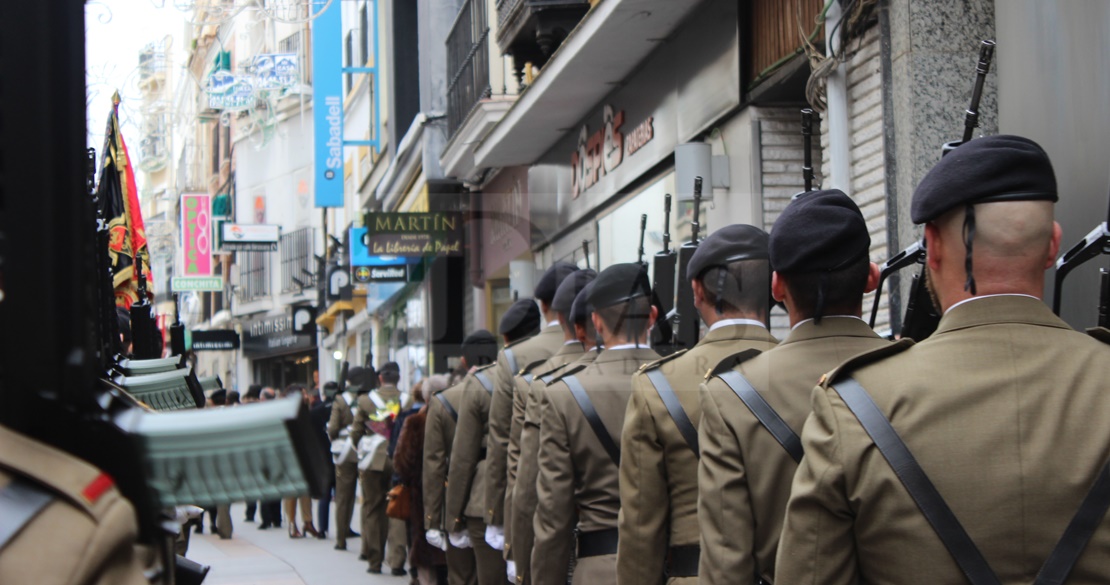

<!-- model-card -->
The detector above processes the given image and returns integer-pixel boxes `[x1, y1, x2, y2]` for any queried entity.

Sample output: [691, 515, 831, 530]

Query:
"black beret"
[687, 224, 769, 281]
[912, 134, 1058, 224]
[770, 189, 870, 273]
[462, 330, 497, 347]
[499, 299, 542, 340]
[570, 280, 596, 324]
[588, 263, 651, 309]
[346, 366, 366, 386]
[551, 269, 597, 314]
[534, 262, 581, 304]
[380, 361, 400, 374]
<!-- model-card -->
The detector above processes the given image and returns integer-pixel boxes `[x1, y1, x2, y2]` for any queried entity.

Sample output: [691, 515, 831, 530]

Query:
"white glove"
[426, 529, 448, 552]
[506, 560, 517, 583]
[485, 524, 505, 550]
[174, 505, 205, 525]
[449, 531, 472, 549]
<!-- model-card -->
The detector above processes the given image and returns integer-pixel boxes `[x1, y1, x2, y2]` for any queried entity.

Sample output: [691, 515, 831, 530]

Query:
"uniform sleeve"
[531, 391, 577, 585]
[350, 397, 367, 445]
[485, 356, 514, 526]
[775, 385, 858, 585]
[511, 380, 547, 574]
[616, 378, 668, 585]
[327, 397, 344, 441]
[79, 495, 150, 585]
[423, 399, 448, 532]
[447, 387, 482, 532]
[504, 375, 532, 556]
[697, 380, 756, 585]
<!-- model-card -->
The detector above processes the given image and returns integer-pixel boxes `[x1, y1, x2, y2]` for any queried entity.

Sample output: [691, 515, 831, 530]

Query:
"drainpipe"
[824, 1, 852, 195]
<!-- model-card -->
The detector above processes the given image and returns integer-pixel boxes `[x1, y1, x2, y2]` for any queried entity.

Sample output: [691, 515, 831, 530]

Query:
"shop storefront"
[474, 166, 533, 332]
[242, 306, 319, 390]
[527, 0, 753, 271]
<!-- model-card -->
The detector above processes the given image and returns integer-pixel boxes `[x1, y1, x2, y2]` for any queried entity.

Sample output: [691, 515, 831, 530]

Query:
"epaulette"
[547, 363, 588, 385]
[705, 348, 763, 381]
[518, 358, 548, 377]
[475, 362, 499, 372]
[1086, 327, 1110, 345]
[533, 360, 579, 384]
[504, 337, 529, 349]
[820, 338, 914, 388]
[637, 348, 688, 374]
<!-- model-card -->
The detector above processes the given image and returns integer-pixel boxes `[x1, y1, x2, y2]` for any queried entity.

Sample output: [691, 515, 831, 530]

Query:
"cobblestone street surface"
[187, 504, 404, 585]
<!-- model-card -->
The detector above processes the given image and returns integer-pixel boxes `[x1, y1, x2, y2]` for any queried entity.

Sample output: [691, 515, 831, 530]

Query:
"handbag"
[386, 483, 411, 520]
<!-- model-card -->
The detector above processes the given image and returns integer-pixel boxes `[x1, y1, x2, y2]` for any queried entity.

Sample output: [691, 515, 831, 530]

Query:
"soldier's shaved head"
[926, 200, 1061, 312]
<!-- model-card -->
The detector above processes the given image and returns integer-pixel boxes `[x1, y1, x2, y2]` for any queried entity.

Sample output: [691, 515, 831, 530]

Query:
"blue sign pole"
[313, 0, 344, 207]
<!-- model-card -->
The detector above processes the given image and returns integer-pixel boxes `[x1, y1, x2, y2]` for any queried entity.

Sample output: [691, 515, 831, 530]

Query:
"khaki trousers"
[359, 466, 392, 570]
[215, 504, 233, 539]
[334, 462, 358, 548]
[466, 519, 506, 585]
[571, 554, 615, 585]
[446, 541, 477, 585]
[387, 517, 408, 569]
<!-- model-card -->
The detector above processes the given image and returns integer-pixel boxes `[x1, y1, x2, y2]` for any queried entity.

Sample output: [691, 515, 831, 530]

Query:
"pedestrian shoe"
[302, 523, 321, 538]
[359, 554, 368, 561]
[259, 523, 271, 530]
[288, 525, 303, 539]
[349, 528, 360, 537]
[333, 543, 346, 551]
[391, 567, 407, 577]
[368, 567, 382, 574]
[316, 530, 327, 540]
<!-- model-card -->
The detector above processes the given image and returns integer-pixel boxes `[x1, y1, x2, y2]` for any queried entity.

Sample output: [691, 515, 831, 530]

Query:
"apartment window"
[278, 31, 301, 55]
[211, 123, 220, 174]
[280, 227, 317, 293]
[237, 251, 271, 302]
[360, 4, 370, 65]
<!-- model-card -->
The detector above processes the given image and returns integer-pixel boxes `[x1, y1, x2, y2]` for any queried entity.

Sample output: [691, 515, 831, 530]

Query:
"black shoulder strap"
[474, 371, 494, 394]
[832, 377, 1001, 585]
[1034, 458, 1110, 584]
[504, 348, 519, 375]
[644, 369, 699, 457]
[562, 375, 620, 465]
[717, 370, 803, 464]
[0, 477, 56, 553]
[434, 392, 458, 422]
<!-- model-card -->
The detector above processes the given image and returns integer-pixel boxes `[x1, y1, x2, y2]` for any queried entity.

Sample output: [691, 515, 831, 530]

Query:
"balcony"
[474, 0, 708, 169]
[279, 227, 318, 294]
[440, 0, 521, 182]
[496, 0, 591, 78]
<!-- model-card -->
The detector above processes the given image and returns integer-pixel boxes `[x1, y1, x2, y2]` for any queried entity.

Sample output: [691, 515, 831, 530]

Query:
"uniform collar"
[595, 346, 658, 364]
[933, 294, 1070, 337]
[709, 318, 766, 331]
[781, 315, 881, 345]
[699, 322, 780, 345]
[945, 293, 1039, 314]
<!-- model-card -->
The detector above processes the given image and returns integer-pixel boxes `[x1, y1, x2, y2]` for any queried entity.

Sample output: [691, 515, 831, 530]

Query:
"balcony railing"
[237, 250, 271, 302]
[447, 0, 492, 138]
[280, 227, 317, 293]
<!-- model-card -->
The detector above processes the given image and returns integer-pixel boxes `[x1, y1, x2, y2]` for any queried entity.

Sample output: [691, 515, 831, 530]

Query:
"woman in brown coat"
[394, 375, 450, 585]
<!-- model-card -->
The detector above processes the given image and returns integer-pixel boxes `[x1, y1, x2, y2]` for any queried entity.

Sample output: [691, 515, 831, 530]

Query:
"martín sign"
[362, 212, 464, 257]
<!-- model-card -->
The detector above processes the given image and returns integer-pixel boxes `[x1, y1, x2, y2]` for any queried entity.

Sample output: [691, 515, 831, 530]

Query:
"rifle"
[651, 195, 678, 354]
[802, 108, 815, 192]
[1052, 188, 1110, 326]
[169, 293, 186, 356]
[877, 40, 994, 340]
[582, 239, 592, 270]
[130, 251, 159, 359]
[637, 214, 648, 265]
[674, 177, 704, 349]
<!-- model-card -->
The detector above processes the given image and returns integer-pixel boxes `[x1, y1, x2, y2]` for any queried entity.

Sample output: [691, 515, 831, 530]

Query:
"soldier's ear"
[771, 272, 787, 303]
[1045, 221, 1062, 270]
[864, 262, 881, 294]
[924, 222, 943, 272]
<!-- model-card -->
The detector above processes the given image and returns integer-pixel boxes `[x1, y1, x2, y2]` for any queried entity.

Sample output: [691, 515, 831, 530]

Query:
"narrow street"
[187, 504, 404, 585]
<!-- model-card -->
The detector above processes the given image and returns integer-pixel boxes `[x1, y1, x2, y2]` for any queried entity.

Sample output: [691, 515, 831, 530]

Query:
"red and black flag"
[97, 92, 153, 308]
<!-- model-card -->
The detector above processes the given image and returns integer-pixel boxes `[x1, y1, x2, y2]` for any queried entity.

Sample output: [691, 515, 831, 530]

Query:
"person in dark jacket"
[311, 381, 339, 539]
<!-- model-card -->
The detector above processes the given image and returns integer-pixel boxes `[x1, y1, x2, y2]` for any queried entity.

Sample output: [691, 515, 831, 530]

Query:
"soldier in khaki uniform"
[533, 263, 660, 585]
[351, 363, 403, 574]
[425, 331, 499, 585]
[618, 225, 778, 585]
[486, 263, 579, 554]
[779, 135, 1110, 583]
[697, 191, 888, 584]
[449, 306, 540, 584]
[0, 425, 149, 585]
[508, 271, 599, 581]
[327, 366, 363, 551]
[512, 277, 600, 584]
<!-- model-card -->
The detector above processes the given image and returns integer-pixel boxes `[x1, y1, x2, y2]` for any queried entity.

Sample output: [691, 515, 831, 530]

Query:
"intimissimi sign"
[570, 105, 655, 199]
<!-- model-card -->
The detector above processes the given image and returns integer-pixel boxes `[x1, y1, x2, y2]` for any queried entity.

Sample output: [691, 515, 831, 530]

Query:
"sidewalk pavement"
[186, 503, 406, 585]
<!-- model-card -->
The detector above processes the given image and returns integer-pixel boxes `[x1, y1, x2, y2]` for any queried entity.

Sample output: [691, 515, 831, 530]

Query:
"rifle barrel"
[802, 108, 814, 192]
[582, 239, 591, 270]
[961, 39, 995, 144]
[662, 194, 672, 254]
[638, 214, 648, 265]
[691, 177, 702, 245]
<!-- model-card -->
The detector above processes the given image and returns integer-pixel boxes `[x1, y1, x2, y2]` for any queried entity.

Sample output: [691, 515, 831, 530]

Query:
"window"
[360, 4, 370, 65]
[237, 251, 271, 302]
[280, 227, 317, 293]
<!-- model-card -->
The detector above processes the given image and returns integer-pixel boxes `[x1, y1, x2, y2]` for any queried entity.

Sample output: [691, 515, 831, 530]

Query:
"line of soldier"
[417, 135, 1110, 585]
